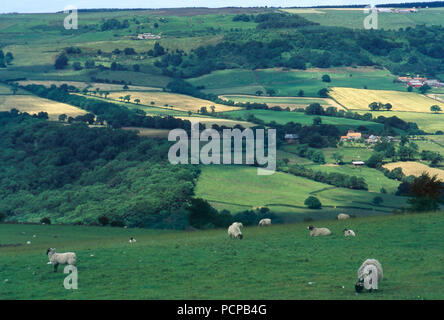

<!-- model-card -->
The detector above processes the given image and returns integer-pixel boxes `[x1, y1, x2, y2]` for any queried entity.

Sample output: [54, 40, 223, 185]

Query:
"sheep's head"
[307, 226, 314, 231]
[238, 234, 243, 240]
[355, 279, 364, 293]
[46, 248, 55, 256]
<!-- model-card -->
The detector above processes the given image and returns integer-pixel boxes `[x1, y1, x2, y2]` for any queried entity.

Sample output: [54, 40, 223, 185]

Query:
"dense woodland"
[153, 13, 444, 78]
[0, 112, 202, 228]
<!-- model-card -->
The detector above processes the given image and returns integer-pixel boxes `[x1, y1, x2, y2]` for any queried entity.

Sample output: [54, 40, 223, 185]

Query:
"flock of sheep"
[46, 212, 382, 293]
[228, 213, 356, 239]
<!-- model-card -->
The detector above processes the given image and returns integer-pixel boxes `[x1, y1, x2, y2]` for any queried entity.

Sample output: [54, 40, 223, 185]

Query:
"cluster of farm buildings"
[398, 76, 444, 88]
[376, 8, 419, 13]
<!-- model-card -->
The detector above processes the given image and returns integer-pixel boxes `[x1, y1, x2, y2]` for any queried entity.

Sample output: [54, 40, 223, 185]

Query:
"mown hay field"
[330, 87, 444, 112]
[383, 161, 444, 180]
[107, 91, 240, 113]
[0, 95, 86, 120]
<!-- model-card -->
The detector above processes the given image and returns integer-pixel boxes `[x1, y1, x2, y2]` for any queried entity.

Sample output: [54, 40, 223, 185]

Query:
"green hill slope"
[1, 211, 443, 299]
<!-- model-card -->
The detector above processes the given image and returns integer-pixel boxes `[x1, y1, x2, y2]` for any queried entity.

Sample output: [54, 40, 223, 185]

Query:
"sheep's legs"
[53, 263, 59, 272]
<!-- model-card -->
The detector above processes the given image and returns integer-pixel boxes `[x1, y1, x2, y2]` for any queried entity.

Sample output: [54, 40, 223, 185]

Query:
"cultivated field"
[329, 87, 444, 113]
[383, 161, 444, 180]
[2, 212, 442, 299]
[0, 95, 86, 120]
[189, 67, 402, 97]
[219, 94, 346, 110]
[106, 91, 240, 113]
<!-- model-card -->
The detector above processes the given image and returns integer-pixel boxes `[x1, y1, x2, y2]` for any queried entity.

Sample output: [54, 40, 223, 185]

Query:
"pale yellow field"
[383, 161, 444, 180]
[17, 80, 162, 92]
[330, 87, 444, 112]
[177, 116, 255, 128]
[107, 91, 241, 113]
[0, 95, 86, 120]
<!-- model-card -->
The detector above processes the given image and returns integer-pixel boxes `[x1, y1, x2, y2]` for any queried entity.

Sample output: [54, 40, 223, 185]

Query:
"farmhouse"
[284, 133, 299, 143]
[137, 33, 162, 40]
[352, 160, 365, 166]
[340, 130, 362, 141]
[365, 135, 381, 144]
[400, 76, 444, 88]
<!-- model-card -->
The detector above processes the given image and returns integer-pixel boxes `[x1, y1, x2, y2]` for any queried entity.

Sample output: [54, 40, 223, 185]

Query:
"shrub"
[111, 220, 125, 227]
[372, 196, 384, 206]
[0, 212, 6, 223]
[40, 217, 51, 225]
[98, 215, 110, 226]
[304, 196, 322, 209]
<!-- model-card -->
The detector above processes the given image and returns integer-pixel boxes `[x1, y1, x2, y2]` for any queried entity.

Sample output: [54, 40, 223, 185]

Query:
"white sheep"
[337, 213, 350, 220]
[129, 237, 137, 243]
[307, 225, 331, 237]
[343, 228, 356, 237]
[355, 259, 383, 292]
[46, 248, 76, 272]
[228, 222, 243, 239]
[258, 218, 271, 227]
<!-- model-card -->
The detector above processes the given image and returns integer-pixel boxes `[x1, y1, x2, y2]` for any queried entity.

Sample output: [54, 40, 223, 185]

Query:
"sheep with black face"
[355, 259, 383, 293]
[46, 248, 76, 272]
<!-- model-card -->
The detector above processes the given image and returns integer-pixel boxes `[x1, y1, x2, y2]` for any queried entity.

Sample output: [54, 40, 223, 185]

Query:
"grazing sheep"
[337, 213, 350, 220]
[129, 237, 137, 243]
[258, 218, 271, 227]
[228, 222, 243, 239]
[355, 259, 383, 292]
[307, 225, 331, 237]
[46, 248, 76, 272]
[343, 228, 356, 237]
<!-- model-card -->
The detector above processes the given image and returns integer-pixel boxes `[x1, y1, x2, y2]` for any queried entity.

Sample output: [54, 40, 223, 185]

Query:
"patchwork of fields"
[195, 165, 407, 222]
[330, 87, 444, 113]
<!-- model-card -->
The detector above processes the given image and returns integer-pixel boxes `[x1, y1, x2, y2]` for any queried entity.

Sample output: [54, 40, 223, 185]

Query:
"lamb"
[228, 222, 243, 239]
[46, 248, 76, 272]
[343, 228, 356, 237]
[307, 225, 331, 237]
[258, 218, 271, 227]
[129, 237, 137, 243]
[337, 213, 350, 220]
[355, 259, 383, 292]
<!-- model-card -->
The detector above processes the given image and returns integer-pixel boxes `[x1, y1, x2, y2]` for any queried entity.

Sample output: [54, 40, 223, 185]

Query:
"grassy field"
[383, 161, 444, 180]
[287, 7, 444, 30]
[189, 67, 402, 97]
[106, 91, 241, 113]
[222, 109, 385, 132]
[0, 95, 86, 120]
[219, 94, 345, 110]
[308, 164, 400, 194]
[195, 165, 407, 220]
[330, 87, 444, 113]
[366, 111, 444, 133]
[1, 211, 443, 299]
